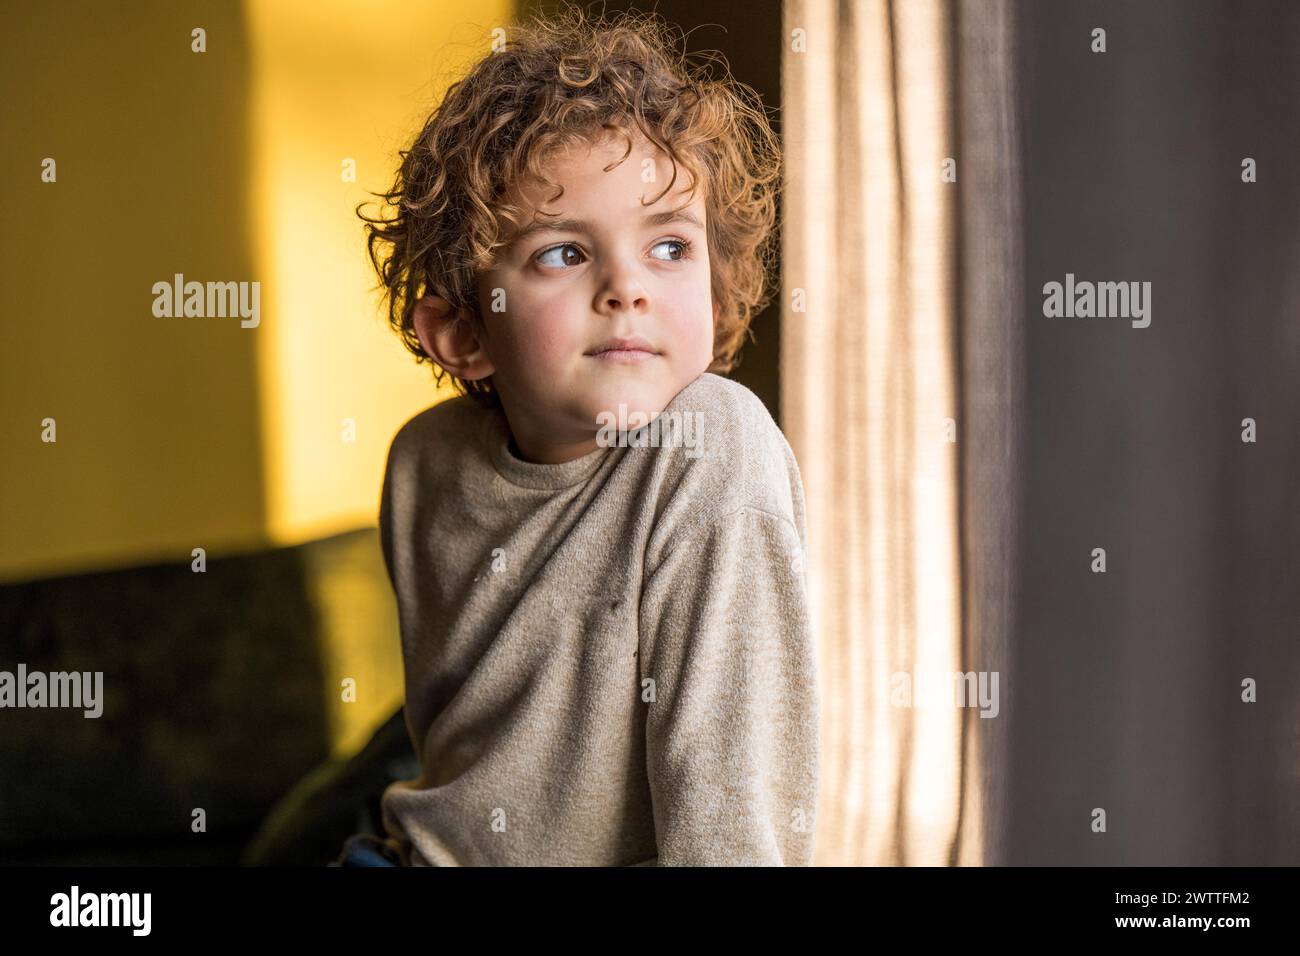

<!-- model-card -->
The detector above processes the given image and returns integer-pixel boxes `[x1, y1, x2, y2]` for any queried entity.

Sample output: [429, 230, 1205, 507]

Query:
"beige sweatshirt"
[377, 372, 819, 866]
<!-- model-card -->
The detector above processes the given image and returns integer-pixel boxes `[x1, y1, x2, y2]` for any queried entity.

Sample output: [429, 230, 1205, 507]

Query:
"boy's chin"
[580, 382, 673, 428]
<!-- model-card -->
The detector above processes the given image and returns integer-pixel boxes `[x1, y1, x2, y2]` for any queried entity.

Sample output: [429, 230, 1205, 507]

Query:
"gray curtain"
[1009, 0, 1300, 865]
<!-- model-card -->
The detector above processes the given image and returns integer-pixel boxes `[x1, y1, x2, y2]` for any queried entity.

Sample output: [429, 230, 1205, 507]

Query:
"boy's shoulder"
[383, 393, 492, 480]
[664, 370, 765, 417]
[660, 372, 795, 469]
[644, 372, 805, 540]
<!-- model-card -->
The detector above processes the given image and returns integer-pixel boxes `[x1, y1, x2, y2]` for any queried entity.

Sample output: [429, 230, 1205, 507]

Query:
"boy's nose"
[596, 266, 649, 314]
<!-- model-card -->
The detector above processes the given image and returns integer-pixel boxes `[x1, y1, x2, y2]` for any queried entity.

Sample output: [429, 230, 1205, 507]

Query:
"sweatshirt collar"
[485, 407, 613, 490]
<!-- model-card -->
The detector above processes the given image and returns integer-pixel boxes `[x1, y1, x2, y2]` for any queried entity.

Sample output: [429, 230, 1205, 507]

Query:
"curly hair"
[357, 4, 781, 409]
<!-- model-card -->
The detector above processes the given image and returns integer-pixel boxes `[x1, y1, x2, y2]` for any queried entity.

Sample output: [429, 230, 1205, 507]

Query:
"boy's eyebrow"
[508, 209, 704, 246]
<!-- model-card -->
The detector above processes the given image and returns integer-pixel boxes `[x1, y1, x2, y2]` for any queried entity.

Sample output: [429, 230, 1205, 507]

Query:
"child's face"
[472, 130, 717, 463]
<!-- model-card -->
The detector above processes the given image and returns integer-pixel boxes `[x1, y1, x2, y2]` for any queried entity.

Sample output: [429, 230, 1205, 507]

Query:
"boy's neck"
[508, 429, 602, 465]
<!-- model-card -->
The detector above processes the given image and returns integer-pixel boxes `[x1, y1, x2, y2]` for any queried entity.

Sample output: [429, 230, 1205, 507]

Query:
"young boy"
[358, 7, 818, 866]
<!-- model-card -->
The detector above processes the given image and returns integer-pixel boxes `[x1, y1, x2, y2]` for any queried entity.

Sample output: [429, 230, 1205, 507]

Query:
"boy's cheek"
[508, 321, 581, 373]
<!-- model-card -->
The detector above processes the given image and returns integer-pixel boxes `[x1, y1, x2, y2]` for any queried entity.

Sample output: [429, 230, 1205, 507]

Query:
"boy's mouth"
[586, 334, 660, 362]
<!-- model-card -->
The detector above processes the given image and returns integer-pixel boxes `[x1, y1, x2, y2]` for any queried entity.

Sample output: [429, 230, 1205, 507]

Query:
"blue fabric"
[332, 832, 401, 867]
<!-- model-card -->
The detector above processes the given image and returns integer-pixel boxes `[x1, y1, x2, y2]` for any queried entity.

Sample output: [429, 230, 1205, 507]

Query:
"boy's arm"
[638, 506, 820, 866]
[377, 450, 395, 591]
[377, 426, 410, 595]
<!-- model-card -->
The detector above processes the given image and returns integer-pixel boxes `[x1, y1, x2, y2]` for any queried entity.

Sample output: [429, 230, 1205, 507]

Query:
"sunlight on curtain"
[782, 0, 966, 865]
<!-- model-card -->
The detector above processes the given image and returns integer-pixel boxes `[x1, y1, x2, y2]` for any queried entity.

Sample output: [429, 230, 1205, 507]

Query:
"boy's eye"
[536, 243, 586, 269]
[649, 238, 692, 261]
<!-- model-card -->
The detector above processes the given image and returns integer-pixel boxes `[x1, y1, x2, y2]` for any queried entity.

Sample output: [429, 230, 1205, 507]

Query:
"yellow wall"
[2, 0, 513, 755]
[1, 1, 267, 582]
[1, 0, 511, 580]
[244, 0, 512, 546]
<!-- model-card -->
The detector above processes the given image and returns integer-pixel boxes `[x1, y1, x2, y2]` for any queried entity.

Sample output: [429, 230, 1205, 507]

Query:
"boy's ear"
[411, 295, 495, 381]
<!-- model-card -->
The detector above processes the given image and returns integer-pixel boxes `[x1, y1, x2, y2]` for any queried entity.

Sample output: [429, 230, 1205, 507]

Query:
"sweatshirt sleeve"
[377, 444, 395, 592]
[637, 506, 820, 865]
